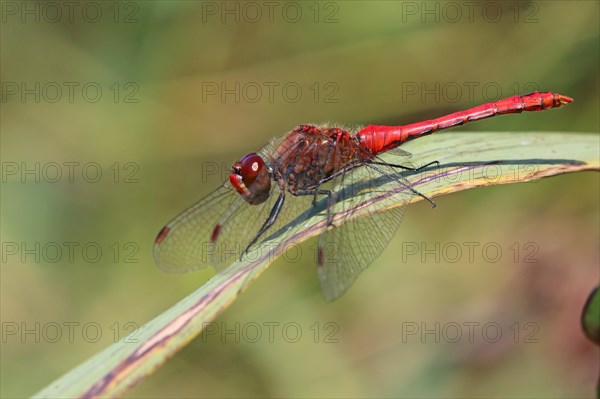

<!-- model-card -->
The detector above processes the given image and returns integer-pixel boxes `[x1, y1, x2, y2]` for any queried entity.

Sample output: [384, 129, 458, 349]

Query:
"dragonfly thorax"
[272, 125, 365, 193]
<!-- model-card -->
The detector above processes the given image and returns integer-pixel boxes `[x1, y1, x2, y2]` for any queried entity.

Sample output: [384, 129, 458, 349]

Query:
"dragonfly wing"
[316, 159, 414, 301]
[386, 146, 413, 159]
[154, 184, 236, 273]
[154, 139, 318, 274]
[154, 182, 284, 273]
[316, 205, 407, 300]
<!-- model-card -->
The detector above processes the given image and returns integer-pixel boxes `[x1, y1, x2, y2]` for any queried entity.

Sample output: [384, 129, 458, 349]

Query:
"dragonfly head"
[230, 153, 271, 205]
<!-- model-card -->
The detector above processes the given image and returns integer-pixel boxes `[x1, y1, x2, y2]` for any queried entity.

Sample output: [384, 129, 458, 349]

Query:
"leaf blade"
[33, 132, 600, 398]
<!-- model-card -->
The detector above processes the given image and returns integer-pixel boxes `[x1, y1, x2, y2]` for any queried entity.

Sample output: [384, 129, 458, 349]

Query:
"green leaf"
[580, 285, 600, 399]
[33, 132, 599, 398]
[582, 285, 600, 345]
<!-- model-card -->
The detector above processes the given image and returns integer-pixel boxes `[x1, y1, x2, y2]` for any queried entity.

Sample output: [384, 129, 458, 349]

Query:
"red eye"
[240, 153, 264, 181]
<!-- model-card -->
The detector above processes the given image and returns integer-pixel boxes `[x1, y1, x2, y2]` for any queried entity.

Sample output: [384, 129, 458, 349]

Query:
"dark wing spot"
[317, 247, 325, 266]
[155, 226, 170, 244]
[211, 224, 222, 243]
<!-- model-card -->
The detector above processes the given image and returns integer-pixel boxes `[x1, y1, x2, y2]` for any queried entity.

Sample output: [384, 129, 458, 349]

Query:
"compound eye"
[240, 153, 264, 182]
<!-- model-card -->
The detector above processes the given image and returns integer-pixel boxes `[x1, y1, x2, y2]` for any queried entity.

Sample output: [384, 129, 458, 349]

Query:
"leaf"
[33, 132, 599, 398]
[582, 285, 600, 345]
[580, 285, 600, 399]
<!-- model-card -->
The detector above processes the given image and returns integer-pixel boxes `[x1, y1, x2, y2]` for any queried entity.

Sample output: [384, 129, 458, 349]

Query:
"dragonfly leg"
[292, 189, 336, 227]
[312, 193, 319, 206]
[406, 185, 436, 208]
[241, 189, 286, 258]
[366, 163, 437, 208]
[369, 159, 440, 171]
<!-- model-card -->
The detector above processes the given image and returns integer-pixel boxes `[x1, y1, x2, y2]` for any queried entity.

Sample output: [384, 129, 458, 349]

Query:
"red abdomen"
[356, 91, 572, 155]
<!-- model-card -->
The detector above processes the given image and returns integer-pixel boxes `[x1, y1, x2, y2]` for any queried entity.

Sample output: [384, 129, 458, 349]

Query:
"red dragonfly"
[154, 91, 572, 300]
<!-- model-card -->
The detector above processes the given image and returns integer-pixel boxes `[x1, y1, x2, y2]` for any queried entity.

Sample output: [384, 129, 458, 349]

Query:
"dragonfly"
[154, 91, 572, 301]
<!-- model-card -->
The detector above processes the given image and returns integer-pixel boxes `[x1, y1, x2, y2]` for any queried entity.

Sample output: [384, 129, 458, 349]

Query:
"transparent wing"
[386, 146, 413, 159]
[154, 140, 316, 274]
[154, 183, 275, 273]
[316, 152, 415, 301]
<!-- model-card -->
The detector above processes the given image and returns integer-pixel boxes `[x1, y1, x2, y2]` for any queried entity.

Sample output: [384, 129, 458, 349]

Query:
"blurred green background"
[1, 1, 598, 397]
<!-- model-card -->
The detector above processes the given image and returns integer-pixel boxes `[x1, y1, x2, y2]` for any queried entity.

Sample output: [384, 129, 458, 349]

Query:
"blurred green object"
[581, 286, 600, 398]
[582, 286, 600, 345]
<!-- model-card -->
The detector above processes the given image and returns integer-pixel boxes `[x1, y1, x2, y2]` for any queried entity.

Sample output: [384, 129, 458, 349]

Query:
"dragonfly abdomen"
[356, 91, 572, 155]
